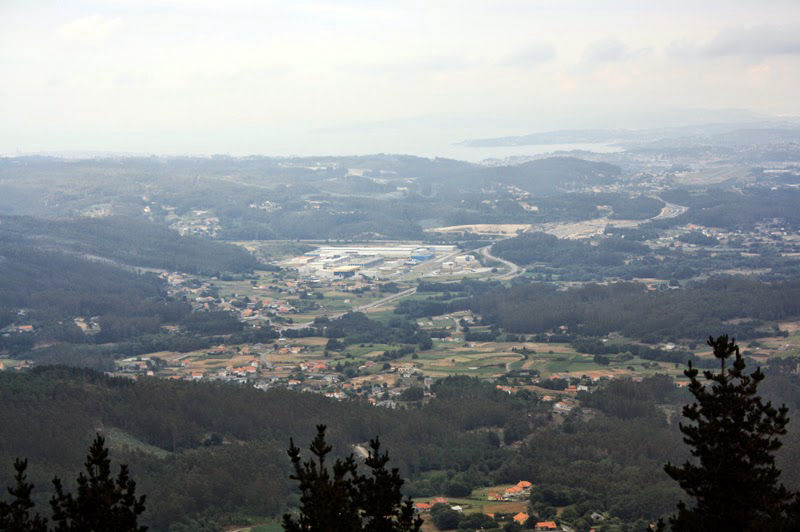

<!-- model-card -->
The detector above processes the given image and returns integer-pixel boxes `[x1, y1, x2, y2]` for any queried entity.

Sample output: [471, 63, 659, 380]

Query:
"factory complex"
[281, 244, 469, 279]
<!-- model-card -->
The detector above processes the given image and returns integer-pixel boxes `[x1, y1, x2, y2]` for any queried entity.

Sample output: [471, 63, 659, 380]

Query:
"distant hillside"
[0, 245, 170, 326]
[459, 129, 630, 147]
[414, 156, 622, 194]
[459, 123, 800, 149]
[0, 216, 264, 366]
[0, 215, 258, 274]
[489, 157, 621, 192]
[0, 156, 626, 240]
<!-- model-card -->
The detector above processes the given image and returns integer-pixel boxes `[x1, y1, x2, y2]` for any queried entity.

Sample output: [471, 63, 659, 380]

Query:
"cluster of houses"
[413, 496, 453, 513]
[111, 339, 436, 408]
[511, 514, 560, 530]
[168, 209, 220, 237]
[487, 480, 533, 501]
[412, 484, 568, 531]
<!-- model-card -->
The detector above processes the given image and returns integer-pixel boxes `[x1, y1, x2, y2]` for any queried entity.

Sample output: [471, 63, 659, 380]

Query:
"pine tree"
[282, 426, 362, 532]
[0, 459, 48, 532]
[358, 436, 421, 532]
[50, 434, 147, 532]
[282, 425, 422, 532]
[664, 335, 800, 531]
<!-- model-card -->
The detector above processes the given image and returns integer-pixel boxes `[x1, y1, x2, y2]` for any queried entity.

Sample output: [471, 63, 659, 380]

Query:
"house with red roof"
[513, 512, 529, 525]
[535, 521, 559, 531]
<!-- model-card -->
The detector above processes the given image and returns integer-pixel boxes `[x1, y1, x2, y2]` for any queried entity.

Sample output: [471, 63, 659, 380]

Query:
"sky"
[2, 0, 800, 157]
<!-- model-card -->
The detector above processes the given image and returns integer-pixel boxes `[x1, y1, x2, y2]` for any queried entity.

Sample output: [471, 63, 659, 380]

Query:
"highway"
[478, 244, 523, 281]
[278, 287, 417, 331]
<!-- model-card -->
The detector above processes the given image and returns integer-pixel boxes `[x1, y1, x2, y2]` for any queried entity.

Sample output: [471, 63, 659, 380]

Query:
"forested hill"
[0, 368, 528, 530]
[0, 215, 259, 274]
[0, 216, 266, 368]
[0, 246, 173, 326]
[488, 157, 621, 192]
[411, 156, 621, 193]
[469, 278, 800, 341]
[3, 365, 800, 530]
[395, 277, 800, 342]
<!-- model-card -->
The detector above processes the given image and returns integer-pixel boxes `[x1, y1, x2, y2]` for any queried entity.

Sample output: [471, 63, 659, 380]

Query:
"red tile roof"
[513, 512, 529, 524]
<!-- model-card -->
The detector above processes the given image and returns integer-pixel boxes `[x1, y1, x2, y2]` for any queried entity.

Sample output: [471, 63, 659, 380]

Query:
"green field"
[242, 520, 283, 532]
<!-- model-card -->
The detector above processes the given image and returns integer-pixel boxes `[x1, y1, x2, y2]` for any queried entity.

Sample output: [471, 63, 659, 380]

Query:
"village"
[101, 241, 616, 417]
[93, 239, 793, 428]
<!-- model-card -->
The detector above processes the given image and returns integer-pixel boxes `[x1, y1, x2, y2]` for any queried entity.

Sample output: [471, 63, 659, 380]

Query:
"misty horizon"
[3, 1, 800, 157]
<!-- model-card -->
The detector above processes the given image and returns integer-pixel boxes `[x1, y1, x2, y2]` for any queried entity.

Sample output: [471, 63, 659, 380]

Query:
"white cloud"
[501, 43, 556, 67]
[581, 36, 637, 63]
[669, 25, 800, 59]
[57, 14, 122, 45]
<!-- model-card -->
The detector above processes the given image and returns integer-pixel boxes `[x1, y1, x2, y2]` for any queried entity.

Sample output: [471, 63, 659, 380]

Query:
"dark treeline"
[571, 338, 719, 369]
[416, 279, 500, 295]
[470, 277, 799, 342]
[393, 298, 469, 319]
[394, 277, 800, 343]
[285, 312, 432, 351]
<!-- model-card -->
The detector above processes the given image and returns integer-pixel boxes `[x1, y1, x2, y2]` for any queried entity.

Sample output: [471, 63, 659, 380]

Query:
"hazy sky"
[2, 0, 800, 157]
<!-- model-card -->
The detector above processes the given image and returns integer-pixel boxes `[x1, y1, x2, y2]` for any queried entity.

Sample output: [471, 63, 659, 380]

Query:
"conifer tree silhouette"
[282, 425, 422, 532]
[0, 459, 48, 532]
[50, 434, 147, 532]
[664, 335, 800, 531]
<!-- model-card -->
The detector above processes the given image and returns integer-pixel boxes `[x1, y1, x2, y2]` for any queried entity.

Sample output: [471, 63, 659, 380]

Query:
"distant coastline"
[440, 142, 624, 163]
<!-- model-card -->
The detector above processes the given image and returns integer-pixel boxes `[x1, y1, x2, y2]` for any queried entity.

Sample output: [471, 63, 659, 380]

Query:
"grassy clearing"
[417, 486, 529, 516]
[101, 428, 171, 459]
[236, 520, 283, 532]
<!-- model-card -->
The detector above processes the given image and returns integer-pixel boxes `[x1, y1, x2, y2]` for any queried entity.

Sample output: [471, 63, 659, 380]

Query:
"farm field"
[129, 333, 700, 384]
[426, 224, 532, 236]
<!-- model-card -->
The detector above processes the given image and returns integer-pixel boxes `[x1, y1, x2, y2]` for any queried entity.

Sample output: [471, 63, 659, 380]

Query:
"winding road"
[479, 244, 522, 280]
